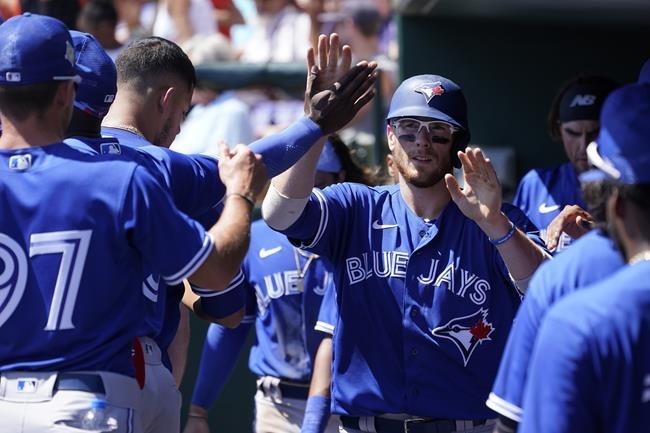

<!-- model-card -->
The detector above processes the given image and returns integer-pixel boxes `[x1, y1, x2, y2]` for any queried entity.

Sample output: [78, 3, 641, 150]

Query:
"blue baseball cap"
[0, 13, 80, 86]
[70, 31, 116, 118]
[639, 58, 650, 84]
[581, 82, 650, 185]
[316, 139, 342, 173]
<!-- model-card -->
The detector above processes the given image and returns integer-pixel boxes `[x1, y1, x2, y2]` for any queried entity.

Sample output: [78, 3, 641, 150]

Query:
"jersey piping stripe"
[164, 233, 214, 285]
[302, 189, 328, 249]
[191, 269, 245, 297]
[485, 392, 523, 422]
[314, 320, 335, 335]
[0, 357, 66, 371]
[142, 275, 159, 302]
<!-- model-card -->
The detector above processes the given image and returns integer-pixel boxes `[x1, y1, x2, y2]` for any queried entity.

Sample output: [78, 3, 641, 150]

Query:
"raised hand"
[444, 147, 511, 238]
[545, 204, 594, 251]
[217, 142, 268, 204]
[304, 34, 378, 135]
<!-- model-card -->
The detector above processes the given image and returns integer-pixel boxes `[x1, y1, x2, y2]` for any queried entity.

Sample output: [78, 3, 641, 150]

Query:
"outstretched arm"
[262, 35, 377, 229]
[444, 148, 547, 287]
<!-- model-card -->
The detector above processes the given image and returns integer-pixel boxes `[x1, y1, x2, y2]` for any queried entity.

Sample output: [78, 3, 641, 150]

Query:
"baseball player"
[486, 184, 624, 432]
[63, 30, 257, 433]
[261, 37, 547, 432]
[185, 137, 375, 433]
[66, 31, 377, 433]
[519, 81, 650, 433]
[513, 75, 617, 252]
[0, 13, 265, 433]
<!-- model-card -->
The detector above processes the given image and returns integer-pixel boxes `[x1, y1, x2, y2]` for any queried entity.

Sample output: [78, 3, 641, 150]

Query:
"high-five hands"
[445, 147, 512, 239]
[304, 34, 378, 135]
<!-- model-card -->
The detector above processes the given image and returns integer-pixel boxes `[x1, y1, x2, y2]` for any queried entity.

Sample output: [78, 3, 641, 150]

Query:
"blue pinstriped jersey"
[278, 182, 542, 419]
[487, 229, 623, 421]
[243, 219, 333, 381]
[520, 261, 650, 433]
[0, 143, 212, 376]
[513, 162, 585, 252]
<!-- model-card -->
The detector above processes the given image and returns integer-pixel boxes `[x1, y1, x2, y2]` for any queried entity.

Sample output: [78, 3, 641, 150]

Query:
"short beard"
[394, 151, 453, 188]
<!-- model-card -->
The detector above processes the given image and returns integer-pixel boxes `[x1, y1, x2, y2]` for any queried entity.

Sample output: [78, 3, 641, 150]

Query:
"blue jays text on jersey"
[243, 220, 333, 380]
[278, 182, 543, 419]
[487, 229, 624, 422]
[513, 162, 585, 252]
[0, 142, 213, 376]
[520, 261, 650, 433]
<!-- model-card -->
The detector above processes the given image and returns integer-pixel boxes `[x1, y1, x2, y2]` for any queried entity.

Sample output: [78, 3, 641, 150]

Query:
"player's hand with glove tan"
[545, 204, 594, 251]
[217, 142, 268, 206]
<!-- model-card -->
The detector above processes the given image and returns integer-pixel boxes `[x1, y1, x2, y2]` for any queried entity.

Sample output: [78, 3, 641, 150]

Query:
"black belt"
[54, 373, 106, 394]
[340, 415, 486, 433]
[258, 377, 310, 400]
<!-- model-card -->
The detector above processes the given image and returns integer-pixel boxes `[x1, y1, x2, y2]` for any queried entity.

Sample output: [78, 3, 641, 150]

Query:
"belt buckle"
[403, 417, 427, 433]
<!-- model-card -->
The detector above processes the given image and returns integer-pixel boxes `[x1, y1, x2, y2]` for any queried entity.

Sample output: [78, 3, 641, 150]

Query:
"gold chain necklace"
[103, 123, 145, 139]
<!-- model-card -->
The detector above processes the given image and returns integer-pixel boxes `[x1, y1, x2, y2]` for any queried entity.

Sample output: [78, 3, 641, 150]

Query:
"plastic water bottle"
[60, 399, 118, 431]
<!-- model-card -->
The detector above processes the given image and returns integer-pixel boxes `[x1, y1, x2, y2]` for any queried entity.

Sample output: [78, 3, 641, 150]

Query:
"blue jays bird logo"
[415, 81, 445, 103]
[431, 308, 494, 366]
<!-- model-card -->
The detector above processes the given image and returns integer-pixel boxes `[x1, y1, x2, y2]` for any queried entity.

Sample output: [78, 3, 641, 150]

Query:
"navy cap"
[70, 31, 116, 118]
[639, 58, 650, 84]
[316, 139, 342, 173]
[581, 82, 650, 185]
[0, 13, 80, 86]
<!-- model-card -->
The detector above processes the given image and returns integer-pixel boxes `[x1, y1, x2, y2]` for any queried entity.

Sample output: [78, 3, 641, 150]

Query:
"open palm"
[444, 147, 502, 223]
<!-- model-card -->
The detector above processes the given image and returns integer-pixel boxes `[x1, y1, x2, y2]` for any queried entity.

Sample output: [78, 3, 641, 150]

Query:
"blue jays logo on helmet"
[415, 81, 445, 103]
[431, 308, 494, 366]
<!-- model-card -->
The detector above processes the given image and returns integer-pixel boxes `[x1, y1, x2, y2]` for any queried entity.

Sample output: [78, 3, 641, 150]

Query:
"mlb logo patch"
[104, 94, 115, 103]
[5, 72, 21, 82]
[17, 379, 38, 393]
[101, 142, 121, 155]
[9, 154, 32, 171]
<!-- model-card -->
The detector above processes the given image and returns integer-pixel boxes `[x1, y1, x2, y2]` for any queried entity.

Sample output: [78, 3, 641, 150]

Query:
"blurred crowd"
[0, 0, 397, 159]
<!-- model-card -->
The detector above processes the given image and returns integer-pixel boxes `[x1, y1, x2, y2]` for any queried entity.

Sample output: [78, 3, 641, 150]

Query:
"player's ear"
[159, 86, 176, 114]
[386, 123, 397, 152]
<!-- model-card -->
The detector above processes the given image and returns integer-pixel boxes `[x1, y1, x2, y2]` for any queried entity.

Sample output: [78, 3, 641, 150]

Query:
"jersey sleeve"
[192, 269, 247, 319]
[487, 285, 547, 421]
[122, 165, 214, 285]
[279, 183, 359, 260]
[519, 307, 597, 433]
[512, 169, 536, 212]
[314, 279, 337, 335]
[140, 146, 226, 218]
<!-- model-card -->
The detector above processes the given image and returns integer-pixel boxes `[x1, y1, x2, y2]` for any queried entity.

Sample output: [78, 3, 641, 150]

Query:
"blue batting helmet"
[387, 74, 470, 165]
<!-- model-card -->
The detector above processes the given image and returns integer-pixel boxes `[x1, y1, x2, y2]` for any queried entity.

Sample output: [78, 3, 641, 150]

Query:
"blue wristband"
[489, 220, 516, 246]
[301, 396, 331, 433]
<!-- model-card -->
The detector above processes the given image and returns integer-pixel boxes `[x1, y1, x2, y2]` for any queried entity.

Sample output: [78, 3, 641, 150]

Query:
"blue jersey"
[278, 183, 541, 419]
[0, 143, 212, 376]
[520, 261, 650, 433]
[73, 132, 224, 366]
[513, 162, 585, 252]
[487, 229, 624, 421]
[243, 219, 333, 380]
